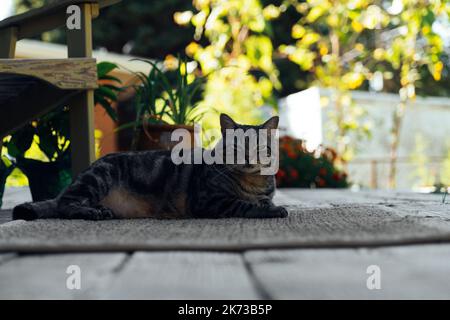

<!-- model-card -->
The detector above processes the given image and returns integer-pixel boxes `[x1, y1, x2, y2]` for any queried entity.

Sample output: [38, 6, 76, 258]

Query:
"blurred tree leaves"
[14, 0, 450, 164]
[15, 0, 449, 99]
[277, 0, 448, 164]
[174, 0, 282, 130]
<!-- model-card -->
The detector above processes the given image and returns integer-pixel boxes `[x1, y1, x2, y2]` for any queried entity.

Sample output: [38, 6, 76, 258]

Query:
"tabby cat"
[13, 114, 288, 220]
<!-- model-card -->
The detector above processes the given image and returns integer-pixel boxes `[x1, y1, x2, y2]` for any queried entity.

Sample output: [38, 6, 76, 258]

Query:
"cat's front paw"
[91, 205, 115, 220]
[265, 206, 288, 218]
[246, 206, 288, 219]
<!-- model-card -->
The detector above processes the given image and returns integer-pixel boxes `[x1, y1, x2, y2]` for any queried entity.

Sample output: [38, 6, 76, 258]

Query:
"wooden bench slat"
[0, 58, 98, 90]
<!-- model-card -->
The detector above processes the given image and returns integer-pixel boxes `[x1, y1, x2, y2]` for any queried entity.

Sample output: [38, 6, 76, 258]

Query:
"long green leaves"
[94, 62, 122, 122]
[131, 57, 205, 126]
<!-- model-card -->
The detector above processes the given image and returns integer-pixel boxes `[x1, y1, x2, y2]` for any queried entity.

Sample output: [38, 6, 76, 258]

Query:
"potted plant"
[1, 62, 122, 202]
[124, 57, 204, 151]
[4, 109, 72, 201]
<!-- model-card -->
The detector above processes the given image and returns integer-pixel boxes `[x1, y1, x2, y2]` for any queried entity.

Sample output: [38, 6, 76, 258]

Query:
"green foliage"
[163, 60, 205, 125]
[382, 0, 447, 100]
[15, 0, 450, 98]
[5, 124, 35, 159]
[278, 0, 387, 161]
[379, 0, 448, 188]
[131, 58, 205, 125]
[175, 0, 281, 129]
[130, 60, 168, 126]
[119, 58, 205, 149]
[13, 0, 450, 186]
[95, 62, 122, 121]
[3, 111, 69, 163]
[276, 0, 448, 164]
[276, 136, 349, 188]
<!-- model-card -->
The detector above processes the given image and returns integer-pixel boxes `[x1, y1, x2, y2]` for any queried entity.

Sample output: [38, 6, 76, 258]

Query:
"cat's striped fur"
[13, 114, 288, 220]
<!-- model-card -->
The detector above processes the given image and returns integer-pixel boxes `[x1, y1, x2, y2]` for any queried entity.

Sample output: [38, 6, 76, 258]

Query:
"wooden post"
[0, 27, 18, 154]
[0, 27, 17, 57]
[66, 3, 96, 178]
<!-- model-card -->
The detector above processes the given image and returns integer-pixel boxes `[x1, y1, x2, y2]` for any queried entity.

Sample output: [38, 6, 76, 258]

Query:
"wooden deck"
[0, 187, 449, 299]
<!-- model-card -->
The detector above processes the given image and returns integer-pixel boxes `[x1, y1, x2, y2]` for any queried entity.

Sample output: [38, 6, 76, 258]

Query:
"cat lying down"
[12, 114, 288, 221]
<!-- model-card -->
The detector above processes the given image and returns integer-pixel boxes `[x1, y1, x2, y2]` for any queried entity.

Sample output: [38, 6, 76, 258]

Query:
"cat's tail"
[12, 199, 59, 220]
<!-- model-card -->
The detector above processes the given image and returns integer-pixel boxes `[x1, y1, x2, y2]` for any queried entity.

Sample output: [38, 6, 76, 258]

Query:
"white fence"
[277, 87, 450, 190]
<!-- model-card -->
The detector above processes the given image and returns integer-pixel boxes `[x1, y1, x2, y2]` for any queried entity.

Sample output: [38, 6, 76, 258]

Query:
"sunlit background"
[0, 0, 13, 20]
[1, 0, 450, 195]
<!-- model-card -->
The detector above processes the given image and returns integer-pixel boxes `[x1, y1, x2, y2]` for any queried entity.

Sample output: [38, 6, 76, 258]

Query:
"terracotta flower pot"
[137, 123, 196, 151]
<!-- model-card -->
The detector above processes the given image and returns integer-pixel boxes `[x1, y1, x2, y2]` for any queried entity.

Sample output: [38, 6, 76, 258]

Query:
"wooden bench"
[0, 0, 121, 177]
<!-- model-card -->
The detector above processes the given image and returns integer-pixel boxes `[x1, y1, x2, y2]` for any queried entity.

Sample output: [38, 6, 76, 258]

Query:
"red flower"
[287, 151, 296, 159]
[276, 169, 286, 179]
[290, 168, 299, 179]
[319, 168, 327, 176]
[332, 172, 340, 181]
[282, 136, 293, 142]
[317, 178, 326, 187]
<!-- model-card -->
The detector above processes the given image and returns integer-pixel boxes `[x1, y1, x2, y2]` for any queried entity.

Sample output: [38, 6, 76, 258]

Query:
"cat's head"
[219, 113, 279, 175]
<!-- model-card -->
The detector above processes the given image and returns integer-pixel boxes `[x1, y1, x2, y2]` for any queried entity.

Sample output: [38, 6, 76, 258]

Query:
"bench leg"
[68, 92, 96, 177]
[67, 3, 96, 178]
[0, 27, 17, 58]
[0, 27, 18, 161]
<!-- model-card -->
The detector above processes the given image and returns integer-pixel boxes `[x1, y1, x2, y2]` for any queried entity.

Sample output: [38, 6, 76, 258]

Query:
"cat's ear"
[220, 113, 236, 130]
[262, 116, 279, 130]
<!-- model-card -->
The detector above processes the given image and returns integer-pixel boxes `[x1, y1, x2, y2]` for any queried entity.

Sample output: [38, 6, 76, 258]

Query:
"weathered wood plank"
[0, 253, 126, 299]
[274, 190, 332, 208]
[0, 1, 121, 40]
[104, 252, 261, 299]
[277, 189, 380, 207]
[245, 244, 450, 299]
[278, 189, 446, 208]
[0, 58, 98, 89]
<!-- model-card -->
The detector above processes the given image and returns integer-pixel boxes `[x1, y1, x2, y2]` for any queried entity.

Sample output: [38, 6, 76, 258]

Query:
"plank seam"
[242, 253, 272, 300]
[0, 254, 17, 267]
[111, 252, 133, 274]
